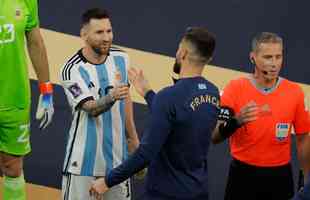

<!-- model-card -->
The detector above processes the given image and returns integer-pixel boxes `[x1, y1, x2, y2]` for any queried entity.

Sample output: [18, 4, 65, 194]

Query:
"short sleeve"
[293, 87, 310, 134]
[25, 0, 39, 31]
[60, 65, 94, 109]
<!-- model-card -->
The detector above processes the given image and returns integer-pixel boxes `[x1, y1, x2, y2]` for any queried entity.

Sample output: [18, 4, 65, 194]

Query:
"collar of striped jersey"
[78, 48, 110, 65]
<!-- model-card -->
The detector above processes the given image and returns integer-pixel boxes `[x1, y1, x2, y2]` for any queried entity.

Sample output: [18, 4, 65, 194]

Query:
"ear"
[80, 27, 87, 39]
[181, 48, 188, 60]
[249, 52, 255, 64]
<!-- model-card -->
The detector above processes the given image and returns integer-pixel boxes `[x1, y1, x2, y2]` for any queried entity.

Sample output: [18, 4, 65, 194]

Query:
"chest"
[79, 59, 127, 99]
[0, 0, 28, 43]
[236, 88, 298, 121]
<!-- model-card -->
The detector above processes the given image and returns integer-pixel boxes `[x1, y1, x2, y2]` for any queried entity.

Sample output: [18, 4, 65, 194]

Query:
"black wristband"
[219, 117, 241, 139]
[219, 106, 235, 121]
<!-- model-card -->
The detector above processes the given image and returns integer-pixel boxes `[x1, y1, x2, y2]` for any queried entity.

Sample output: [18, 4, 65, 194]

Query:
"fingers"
[89, 178, 108, 200]
[128, 67, 144, 83]
[39, 107, 54, 130]
[89, 187, 102, 200]
[237, 101, 258, 124]
[134, 168, 147, 180]
[128, 67, 139, 82]
[36, 94, 54, 129]
[39, 112, 48, 129]
[112, 85, 130, 100]
[36, 95, 44, 119]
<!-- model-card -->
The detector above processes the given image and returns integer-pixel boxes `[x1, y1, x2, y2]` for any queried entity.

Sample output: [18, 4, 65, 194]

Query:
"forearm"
[211, 121, 226, 144]
[105, 145, 149, 187]
[297, 134, 310, 181]
[82, 94, 115, 117]
[124, 96, 139, 155]
[26, 27, 50, 83]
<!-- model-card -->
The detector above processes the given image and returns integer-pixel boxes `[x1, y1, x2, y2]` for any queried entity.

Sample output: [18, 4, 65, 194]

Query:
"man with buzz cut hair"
[90, 27, 219, 200]
[60, 8, 140, 200]
[212, 32, 310, 200]
[0, 0, 54, 199]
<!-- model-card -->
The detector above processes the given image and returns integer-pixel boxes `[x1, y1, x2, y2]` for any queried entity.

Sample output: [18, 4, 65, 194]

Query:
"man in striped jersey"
[60, 8, 139, 200]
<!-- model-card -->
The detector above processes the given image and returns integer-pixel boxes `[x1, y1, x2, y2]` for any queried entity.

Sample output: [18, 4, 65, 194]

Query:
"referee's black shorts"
[224, 158, 294, 200]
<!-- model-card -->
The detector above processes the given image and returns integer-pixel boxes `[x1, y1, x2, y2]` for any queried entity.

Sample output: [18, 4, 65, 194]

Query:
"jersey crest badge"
[15, 8, 22, 20]
[275, 123, 290, 141]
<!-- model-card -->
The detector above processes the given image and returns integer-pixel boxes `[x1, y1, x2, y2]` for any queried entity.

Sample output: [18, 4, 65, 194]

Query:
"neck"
[82, 46, 107, 64]
[179, 63, 204, 78]
[253, 74, 278, 88]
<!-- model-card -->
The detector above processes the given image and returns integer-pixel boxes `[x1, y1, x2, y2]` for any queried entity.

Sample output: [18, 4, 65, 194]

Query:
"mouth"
[101, 44, 109, 48]
[265, 71, 278, 76]
[269, 70, 278, 74]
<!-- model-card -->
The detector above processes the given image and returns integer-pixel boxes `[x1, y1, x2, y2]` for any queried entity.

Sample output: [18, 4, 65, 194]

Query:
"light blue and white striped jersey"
[60, 47, 129, 176]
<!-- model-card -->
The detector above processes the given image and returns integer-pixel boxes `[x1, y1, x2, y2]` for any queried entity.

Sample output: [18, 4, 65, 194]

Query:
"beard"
[91, 46, 104, 55]
[88, 38, 111, 56]
[173, 59, 181, 74]
[172, 59, 181, 84]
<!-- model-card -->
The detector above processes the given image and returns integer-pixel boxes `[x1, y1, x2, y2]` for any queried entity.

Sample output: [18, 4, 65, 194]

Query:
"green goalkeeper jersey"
[0, 0, 39, 109]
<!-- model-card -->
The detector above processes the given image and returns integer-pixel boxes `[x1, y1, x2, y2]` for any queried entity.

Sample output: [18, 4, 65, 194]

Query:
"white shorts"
[62, 173, 131, 200]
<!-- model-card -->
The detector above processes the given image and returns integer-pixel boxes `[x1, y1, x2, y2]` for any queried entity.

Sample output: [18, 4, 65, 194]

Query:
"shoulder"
[224, 76, 250, 89]
[109, 46, 128, 57]
[154, 86, 175, 103]
[60, 50, 86, 81]
[24, 0, 38, 10]
[280, 78, 304, 94]
[204, 79, 220, 95]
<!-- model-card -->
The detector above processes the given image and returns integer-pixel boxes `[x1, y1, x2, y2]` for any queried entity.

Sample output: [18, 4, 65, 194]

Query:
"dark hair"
[183, 27, 216, 63]
[251, 32, 283, 52]
[82, 8, 110, 26]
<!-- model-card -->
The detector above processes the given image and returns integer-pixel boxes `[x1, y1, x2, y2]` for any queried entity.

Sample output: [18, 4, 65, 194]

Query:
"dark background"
[39, 0, 309, 84]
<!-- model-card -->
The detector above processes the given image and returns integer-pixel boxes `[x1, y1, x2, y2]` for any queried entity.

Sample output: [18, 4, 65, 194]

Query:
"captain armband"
[218, 106, 241, 139]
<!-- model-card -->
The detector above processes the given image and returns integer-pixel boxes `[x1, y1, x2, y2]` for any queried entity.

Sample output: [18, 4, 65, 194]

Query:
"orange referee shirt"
[221, 77, 310, 167]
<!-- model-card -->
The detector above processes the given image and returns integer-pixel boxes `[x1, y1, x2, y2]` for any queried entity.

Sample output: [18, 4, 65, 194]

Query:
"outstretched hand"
[128, 67, 151, 97]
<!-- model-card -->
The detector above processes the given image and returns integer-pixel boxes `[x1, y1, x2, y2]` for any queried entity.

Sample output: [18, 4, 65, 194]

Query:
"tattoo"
[82, 93, 115, 117]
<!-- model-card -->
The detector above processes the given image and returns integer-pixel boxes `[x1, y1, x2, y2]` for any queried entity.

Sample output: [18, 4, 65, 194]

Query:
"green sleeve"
[25, 0, 39, 31]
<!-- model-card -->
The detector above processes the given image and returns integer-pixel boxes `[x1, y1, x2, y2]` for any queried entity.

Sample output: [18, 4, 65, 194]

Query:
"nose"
[266, 57, 277, 67]
[102, 34, 109, 41]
